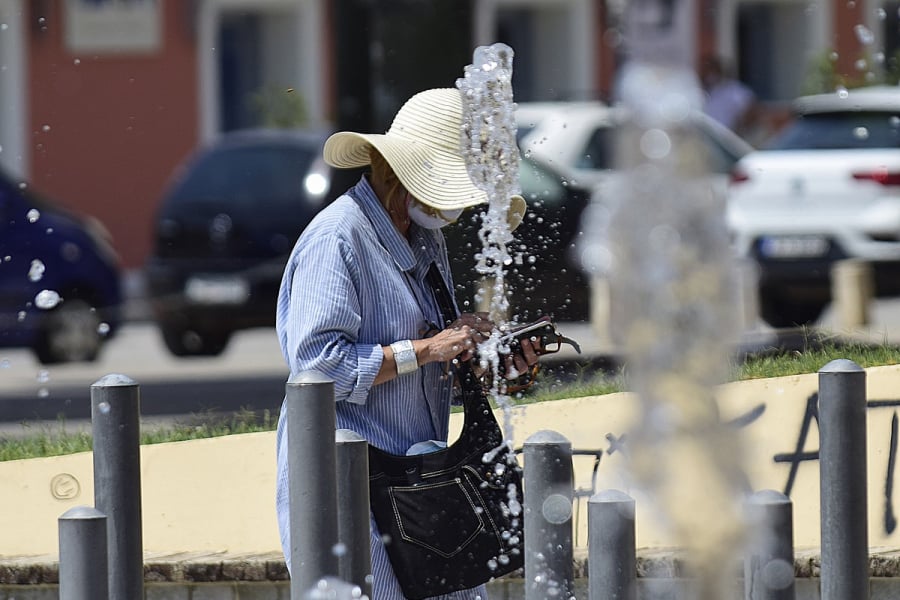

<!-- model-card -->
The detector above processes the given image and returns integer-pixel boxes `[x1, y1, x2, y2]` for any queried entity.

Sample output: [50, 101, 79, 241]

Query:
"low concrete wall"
[6, 365, 900, 594]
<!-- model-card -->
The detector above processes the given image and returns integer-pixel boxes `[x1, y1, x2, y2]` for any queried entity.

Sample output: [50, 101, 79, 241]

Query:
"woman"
[275, 87, 535, 598]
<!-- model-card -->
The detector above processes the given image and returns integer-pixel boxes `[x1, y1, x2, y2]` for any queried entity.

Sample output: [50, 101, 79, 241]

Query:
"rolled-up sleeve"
[281, 234, 383, 404]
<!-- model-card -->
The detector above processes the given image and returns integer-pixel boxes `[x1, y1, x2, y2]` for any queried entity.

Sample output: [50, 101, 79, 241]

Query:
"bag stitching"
[461, 465, 518, 552]
[388, 477, 485, 558]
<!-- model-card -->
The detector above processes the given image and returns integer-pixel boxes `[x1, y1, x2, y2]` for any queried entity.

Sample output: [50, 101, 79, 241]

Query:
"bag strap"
[425, 262, 458, 328]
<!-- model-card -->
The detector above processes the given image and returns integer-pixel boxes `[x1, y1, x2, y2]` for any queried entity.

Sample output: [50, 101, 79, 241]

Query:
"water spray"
[457, 43, 522, 397]
[579, 2, 751, 597]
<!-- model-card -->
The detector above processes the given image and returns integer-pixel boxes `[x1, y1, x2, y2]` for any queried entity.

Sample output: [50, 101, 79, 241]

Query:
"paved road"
[0, 323, 289, 434]
[2, 295, 899, 437]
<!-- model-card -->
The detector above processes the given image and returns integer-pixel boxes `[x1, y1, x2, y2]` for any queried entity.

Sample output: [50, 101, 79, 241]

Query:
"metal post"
[588, 489, 636, 600]
[304, 576, 366, 599]
[91, 374, 142, 600]
[832, 259, 873, 328]
[59, 506, 108, 600]
[335, 428, 372, 597]
[523, 430, 574, 600]
[819, 359, 869, 600]
[288, 371, 340, 598]
[743, 490, 795, 600]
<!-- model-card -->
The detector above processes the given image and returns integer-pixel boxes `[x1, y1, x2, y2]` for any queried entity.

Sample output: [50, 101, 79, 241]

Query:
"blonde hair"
[369, 147, 407, 216]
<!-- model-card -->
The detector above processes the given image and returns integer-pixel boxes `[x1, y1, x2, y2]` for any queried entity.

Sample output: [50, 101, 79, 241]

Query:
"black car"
[446, 155, 592, 323]
[145, 129, 334, 356]
[0, 171, 122, 363]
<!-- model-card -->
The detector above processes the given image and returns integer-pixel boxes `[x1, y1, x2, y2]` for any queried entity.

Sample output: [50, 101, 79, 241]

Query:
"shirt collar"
[350, 176, 416, 271]
[350, 176, 444, 275]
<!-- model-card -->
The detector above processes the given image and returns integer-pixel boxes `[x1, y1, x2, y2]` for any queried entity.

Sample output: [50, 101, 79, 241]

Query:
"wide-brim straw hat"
[323, 88, 526, 231]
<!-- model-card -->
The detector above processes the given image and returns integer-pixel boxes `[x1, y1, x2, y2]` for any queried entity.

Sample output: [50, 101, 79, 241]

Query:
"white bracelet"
[390, 339, 418, 375]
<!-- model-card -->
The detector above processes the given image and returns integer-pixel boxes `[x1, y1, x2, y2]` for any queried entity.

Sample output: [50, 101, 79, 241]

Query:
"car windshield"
[171, 144, 315, 206]
[770, 111, 900, 150]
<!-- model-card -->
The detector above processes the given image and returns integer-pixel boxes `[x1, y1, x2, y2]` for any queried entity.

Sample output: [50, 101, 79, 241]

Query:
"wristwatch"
[390, 339, 418, 375]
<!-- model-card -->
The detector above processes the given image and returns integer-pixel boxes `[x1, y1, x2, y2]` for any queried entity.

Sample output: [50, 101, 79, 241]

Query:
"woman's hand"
[502, 336, 541, 379]
[416, 312, 493, 364]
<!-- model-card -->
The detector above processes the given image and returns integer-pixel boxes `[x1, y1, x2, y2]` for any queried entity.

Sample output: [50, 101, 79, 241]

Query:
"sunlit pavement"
[3, 295, 900, 438]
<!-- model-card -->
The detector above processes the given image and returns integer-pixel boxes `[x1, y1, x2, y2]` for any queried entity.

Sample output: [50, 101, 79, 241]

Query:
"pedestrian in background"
[700, 55, 759, 136]
[274, 87, 536, 599]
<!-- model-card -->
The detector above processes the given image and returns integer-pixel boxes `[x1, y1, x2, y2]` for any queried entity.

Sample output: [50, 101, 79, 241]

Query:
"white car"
[516, 100, 754, 192]
[727, 85, 900, 328]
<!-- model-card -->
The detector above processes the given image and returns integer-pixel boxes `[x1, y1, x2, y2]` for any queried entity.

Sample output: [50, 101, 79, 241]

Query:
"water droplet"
[877, 7, 888, 19]
[331, 542, 347, 556]
[542, 493, 572, 524]
[0, 359, 10, 369]
[34, 289, 61, 309]
[0, 24, 7, 31]
[890, 116, 900, 127]
[98, 322, 110, 336]
[18, 182, 26, 189]
[73, 58, 81, 65]
[17, 311, 25, 322]
[640, 128, 672, 160]
[855, 58, 868, 71]
[28, 259, 45, 282]
[41, 124, 50, 132]
[36, 369, 49, 384]
[97, 401, 111, 415]
[836, 86, 850, 99]
[853, 126, 870, 140]
[855, 24, 875, 45]
[37, 388, 49, 398]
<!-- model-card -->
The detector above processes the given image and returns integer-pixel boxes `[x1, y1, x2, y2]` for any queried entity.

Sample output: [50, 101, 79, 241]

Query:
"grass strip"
[2, 337, 899, 462]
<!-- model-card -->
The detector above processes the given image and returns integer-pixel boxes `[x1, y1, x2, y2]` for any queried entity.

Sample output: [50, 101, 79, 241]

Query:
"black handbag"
[366, 264, 525, 599]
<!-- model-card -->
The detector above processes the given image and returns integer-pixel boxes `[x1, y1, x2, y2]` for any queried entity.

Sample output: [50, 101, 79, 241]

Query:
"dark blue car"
[0, 172, 122, 363]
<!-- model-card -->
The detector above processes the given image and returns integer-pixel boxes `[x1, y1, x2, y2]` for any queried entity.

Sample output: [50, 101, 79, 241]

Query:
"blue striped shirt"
[274, 176, 486, 599]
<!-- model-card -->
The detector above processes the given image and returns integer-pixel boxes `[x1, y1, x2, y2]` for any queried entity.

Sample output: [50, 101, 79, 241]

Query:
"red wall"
[27, 0, 199, 269]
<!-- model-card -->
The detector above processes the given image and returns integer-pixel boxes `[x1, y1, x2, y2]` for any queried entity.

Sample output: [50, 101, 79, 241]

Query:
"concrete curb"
[6, 548, 900, 585]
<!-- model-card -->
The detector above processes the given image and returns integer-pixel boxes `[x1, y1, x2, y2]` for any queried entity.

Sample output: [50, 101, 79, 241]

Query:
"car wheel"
[160, 324, 231, 357]
[759, 294, 827, 329]
[34, 298, 104, 364]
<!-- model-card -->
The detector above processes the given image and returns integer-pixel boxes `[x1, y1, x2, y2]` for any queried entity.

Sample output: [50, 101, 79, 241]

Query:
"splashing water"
[28, 259, 45, 282]
[583, 5, 750, 597]
[34, 289, 61, 310]
[456, 43, 522, 398]
[457, 43, 528, 579]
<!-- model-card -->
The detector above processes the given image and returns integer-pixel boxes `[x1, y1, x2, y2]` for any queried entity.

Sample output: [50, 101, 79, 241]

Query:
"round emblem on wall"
[50, 473, 81, 500]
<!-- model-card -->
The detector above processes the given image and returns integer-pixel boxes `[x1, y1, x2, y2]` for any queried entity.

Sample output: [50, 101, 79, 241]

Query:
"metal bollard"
[743, 490, 795, 600]
[288, 371, 340, 598]
[335, 429, 372, 597]
[831, 259, 874, 329]
[304, 576, 367, 599]
[588, 489, 636, 600]
[59, 506, 108, 600]
[819, 359, 869, 600]
[91, 374, 142, 600]
[589, 275, 612, 343]
[523, 430, 574, 600]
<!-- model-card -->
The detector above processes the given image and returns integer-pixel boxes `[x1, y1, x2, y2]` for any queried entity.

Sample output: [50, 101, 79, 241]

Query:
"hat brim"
[323, 131, 526, 231]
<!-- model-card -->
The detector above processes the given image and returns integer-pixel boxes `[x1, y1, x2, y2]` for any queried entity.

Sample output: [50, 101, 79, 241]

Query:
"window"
[64, 0, 161, 54]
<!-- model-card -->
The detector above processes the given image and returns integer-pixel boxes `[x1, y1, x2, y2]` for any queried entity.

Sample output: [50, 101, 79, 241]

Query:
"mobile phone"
[498, 318, 557, 349]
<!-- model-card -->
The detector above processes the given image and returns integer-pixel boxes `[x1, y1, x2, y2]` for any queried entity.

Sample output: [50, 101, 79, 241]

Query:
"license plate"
[759, 236, 829, 259]
[184, 275, 250, 305]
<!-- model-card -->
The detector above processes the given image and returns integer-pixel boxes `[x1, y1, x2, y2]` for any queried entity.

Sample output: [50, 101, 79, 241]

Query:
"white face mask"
[407, 198, 463, 229]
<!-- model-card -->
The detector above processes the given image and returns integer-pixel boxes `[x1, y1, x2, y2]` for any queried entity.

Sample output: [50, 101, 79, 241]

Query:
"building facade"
[0, 0, 877, 270]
